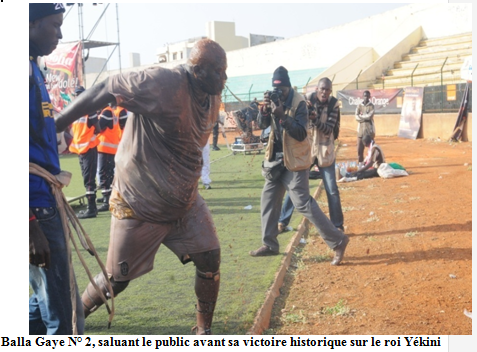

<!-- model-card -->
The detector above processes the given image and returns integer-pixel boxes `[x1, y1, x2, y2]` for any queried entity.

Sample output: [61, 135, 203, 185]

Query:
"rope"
[210, 153, 233, 164]
[29, 163, 115, 331]
[224, 84, 244, 104]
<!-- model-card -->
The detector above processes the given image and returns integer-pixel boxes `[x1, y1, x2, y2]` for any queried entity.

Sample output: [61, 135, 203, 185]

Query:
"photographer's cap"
[30, 3, 66, 22]
[272, 66, 291, 87]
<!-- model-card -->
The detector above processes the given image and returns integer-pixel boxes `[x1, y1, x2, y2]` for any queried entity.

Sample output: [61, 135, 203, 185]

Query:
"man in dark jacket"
[250, 67, 349, 266]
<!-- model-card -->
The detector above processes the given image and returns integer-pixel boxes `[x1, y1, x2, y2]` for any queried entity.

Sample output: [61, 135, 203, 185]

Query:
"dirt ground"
[217, 127, 472, 335]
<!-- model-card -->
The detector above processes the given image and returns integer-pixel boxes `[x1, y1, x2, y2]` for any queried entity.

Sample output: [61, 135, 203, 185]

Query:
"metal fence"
[221, 86, 309, 113]
[422, 83, 472, 113]
[222, 82, 472, 114]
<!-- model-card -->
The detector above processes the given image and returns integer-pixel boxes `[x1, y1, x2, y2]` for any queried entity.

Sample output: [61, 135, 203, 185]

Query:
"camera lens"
[270, 93, 279, 105]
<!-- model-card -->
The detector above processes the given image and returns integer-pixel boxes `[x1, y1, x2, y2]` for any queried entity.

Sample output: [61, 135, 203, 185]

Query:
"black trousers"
[98, 152, 115, 194]
[79, 147, 98, 194]
[356, 168, 379, 180]
[212, 122, 219, 146]
[357, 137, 365, 163]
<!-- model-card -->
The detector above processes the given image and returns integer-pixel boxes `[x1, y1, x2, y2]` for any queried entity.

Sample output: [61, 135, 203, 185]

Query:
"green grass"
[57, 147, 296, 335]
[365, 215, 380, 222]
[306, 253, 333, 263]
[320, 299, 350, 316]
[281, 310, 307, 324]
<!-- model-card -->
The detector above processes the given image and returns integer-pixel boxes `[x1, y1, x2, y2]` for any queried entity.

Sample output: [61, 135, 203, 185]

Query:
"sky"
[58, 2, 417, 71]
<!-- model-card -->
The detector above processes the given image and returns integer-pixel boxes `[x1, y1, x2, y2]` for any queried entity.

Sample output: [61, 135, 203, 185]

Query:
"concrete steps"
[371, 73, 464, 90]
[395, 51, 470, 69]
[387, 62, 462, 77]
[367, 32, 471, 90]
[418, 33, 472, 47]
[409, 41, 471, 55]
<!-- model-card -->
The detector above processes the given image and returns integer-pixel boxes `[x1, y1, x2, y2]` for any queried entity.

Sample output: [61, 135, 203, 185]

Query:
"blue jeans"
[278, 193, 294, 226]
[320, 162, 344, 229]
[278, 162, 344, 229]
[29, 207, 84, 335]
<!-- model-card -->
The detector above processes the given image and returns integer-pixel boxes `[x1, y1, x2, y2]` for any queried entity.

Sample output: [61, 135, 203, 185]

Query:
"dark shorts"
[106, 195, 219, 281]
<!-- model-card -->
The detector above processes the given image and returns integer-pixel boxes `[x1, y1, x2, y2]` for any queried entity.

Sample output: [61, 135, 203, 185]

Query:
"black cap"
[30, 3, 66, 22]
[74, 86, 85, 96]
[272, 66, 291, 87]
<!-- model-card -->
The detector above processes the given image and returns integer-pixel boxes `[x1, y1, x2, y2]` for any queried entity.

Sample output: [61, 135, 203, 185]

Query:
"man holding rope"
[29, 3, 84, 335]
[56, 39, 227, 335]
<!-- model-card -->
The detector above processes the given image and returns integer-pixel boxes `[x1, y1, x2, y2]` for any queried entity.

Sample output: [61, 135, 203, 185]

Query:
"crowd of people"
[30, 3, 389, 336]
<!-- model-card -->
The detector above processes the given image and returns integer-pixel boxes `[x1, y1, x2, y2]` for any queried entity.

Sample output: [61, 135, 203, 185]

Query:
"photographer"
[250, 67, 349, 266]
[278, 79, 344, 234]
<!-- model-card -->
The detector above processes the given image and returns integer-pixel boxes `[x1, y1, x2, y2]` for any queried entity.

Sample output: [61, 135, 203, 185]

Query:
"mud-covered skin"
[56, 40, 227, 334]
[99, 39, 227, 223]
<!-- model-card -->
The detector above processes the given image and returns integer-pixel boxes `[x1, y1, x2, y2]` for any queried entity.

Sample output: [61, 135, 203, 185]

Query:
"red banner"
[44, 42, 84, 112]
[397, 87, 424, 140]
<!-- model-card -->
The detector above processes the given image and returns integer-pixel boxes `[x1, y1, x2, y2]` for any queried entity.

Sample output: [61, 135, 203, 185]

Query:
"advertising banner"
[450, 82, 470, 141]
[397, 87, 424, 140]
[43, 42, 84, 113]
[337, 89, 403, 114]
[42, 42, 84, 153]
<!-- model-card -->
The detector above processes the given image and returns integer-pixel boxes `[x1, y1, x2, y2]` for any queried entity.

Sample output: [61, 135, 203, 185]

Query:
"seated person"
[233, 101, 261, 144]
[346, 134, 385, 180]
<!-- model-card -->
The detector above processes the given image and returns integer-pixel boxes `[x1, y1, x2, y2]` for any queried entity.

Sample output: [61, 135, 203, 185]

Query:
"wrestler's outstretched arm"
[55, 78, 116, 132]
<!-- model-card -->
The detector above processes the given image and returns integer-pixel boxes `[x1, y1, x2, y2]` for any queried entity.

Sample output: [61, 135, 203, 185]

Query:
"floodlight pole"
[411, 63, 419, 87]
[116, 4, 122, 73]
[78, 4, 86, 85]
[440, 57, 448, 112]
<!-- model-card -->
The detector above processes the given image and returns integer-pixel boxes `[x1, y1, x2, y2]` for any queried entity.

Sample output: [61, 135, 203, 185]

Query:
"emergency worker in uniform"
[96, 105, 127, 211]
[68, 86, 100, 219]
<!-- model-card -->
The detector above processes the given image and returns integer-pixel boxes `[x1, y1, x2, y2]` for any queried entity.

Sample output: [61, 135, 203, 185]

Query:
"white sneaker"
[338, 176, 357, 183]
